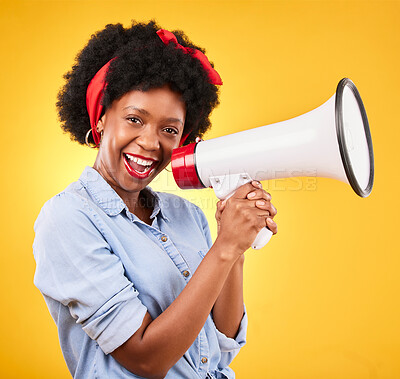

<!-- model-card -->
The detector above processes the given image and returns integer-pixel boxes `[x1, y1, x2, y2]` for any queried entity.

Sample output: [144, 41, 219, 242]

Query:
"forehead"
[113, 86, 186, 118]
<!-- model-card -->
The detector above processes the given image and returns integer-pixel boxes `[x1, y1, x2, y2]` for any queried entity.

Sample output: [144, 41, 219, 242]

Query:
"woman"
[33, 21, 278, 379]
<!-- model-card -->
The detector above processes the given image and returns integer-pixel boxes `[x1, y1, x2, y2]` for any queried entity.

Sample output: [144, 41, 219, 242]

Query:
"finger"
[251, 180, 262, 189]
[247, 189, 272, 201]
[254, 200, 277, 217]
[231, 182, 263, 200]
[255, 200, 270, 214]
[255, 209, 272, 218]
[267, 217, 278, 234]
[228, 198, 272, 218]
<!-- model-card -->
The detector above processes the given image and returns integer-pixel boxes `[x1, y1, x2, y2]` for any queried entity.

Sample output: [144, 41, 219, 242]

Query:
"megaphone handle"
[252, 227, 274, 249]
[210, 173, 274, 250]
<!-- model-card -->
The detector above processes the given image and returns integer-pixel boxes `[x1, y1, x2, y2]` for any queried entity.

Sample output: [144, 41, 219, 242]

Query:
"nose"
[135, 126, 160, 151]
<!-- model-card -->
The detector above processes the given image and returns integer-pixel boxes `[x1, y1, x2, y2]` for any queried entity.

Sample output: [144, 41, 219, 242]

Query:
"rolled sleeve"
[215, 306, 248, 368]
[81, 284, 147, 354]
[33, 192, 147, 354]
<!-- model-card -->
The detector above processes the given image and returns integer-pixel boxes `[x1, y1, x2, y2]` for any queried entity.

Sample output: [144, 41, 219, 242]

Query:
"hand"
[215, 181, 278, 257]
[245, 181, 278, 235]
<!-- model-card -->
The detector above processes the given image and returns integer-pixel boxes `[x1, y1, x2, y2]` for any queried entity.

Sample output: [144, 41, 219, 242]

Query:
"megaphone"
[171, 78, 374, 249]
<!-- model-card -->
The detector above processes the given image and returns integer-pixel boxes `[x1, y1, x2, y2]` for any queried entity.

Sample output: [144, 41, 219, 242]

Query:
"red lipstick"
[123, 153, 158, 179]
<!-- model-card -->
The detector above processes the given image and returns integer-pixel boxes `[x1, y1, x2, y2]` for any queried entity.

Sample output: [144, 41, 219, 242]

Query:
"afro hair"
[56, 20, 220, 146]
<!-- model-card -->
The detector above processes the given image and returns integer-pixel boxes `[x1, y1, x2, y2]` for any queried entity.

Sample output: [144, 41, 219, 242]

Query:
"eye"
[163, 127, 179, 135]
[127, 116, 142, 125]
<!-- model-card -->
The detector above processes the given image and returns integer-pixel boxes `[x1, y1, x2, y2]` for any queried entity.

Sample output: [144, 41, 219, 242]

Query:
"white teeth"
[137, 158, 152, 166]
[125, 154, 153, 166]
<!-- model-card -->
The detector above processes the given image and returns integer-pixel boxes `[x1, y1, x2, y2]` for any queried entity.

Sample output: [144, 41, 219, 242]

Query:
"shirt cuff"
[214, 305, 248, 352]
[81, 284, 148, 355]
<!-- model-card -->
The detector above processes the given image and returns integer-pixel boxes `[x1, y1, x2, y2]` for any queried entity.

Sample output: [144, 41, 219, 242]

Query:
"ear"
[96, 115, 106, 133]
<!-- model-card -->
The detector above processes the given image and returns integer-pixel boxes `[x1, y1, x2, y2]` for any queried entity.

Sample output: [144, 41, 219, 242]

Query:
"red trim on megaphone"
[171, 143, 205, 189]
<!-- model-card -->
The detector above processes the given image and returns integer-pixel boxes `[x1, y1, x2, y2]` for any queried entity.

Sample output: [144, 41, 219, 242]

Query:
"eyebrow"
[123, 106, 150, 116]
[123, 106, 184, 126]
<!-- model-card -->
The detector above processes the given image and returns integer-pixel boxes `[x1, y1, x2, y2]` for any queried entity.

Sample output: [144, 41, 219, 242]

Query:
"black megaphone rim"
[335, 78, 374, 197]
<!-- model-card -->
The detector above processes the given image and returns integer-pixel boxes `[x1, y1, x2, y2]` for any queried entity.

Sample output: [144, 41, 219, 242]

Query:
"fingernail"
[267, 218, 274, 224]
[256, 200, 266, 206]
[252, 180, 262, 188]
[248, 192, 256, 198]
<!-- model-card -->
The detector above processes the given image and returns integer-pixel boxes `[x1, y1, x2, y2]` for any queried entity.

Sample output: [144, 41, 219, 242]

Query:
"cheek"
[157, 148, 174, 169]
[162, 135, 180, 152]
[165, 143, 178, 159]
[162, 152, 172, 165]
[104, 126, 129, 155]
[98, 137, 122, 168]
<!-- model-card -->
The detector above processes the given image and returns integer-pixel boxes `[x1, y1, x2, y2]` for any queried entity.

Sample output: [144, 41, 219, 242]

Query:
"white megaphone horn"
[171, 78, 374, 249]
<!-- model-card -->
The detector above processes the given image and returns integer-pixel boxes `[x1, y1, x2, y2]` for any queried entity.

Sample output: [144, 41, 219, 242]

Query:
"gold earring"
[85, 129, 98, 149]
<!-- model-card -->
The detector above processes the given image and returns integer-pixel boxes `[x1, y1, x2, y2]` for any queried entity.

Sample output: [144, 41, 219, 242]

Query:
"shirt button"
[201, 357, 208, 364]
[161, 236, 168, 242]
[182, 270, 190, 277]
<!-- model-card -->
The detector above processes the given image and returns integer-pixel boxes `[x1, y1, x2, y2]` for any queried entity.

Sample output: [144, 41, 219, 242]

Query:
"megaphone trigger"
[209, 173, 253, 199]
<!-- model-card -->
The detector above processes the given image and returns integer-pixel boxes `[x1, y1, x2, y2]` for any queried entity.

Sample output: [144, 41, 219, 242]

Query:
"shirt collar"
[79, 166, 169, 221]
[144, 186, 170, 222]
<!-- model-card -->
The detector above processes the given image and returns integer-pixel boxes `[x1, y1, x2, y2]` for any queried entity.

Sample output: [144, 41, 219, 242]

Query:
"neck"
[111, 184, 154, 224]
[92, 162, 153, 220]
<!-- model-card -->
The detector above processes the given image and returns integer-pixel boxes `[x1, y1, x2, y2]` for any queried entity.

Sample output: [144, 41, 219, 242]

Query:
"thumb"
[217, 199, 227, 212]
[231, 181, 262, 200]
[215, 200, 226, 221]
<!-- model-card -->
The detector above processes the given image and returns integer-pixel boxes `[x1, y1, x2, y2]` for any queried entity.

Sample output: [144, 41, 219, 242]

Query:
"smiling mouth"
[123, 153, 159, 179]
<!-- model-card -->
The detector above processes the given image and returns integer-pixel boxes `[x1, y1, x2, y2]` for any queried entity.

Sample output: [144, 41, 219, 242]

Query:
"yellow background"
[1, 1, 399, 378]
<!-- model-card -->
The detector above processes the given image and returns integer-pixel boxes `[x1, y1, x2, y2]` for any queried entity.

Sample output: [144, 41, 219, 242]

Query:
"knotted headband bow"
[86, 29, 222, 147]
[156, 29, 223, 86]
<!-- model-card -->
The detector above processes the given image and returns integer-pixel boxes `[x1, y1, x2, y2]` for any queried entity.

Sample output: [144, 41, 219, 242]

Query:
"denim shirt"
[33, 166, 247, 379]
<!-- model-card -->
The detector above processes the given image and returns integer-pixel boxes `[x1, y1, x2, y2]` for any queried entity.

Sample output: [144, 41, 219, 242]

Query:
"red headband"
[86, 58, 115, 146]
[86, 29, 222, 147]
